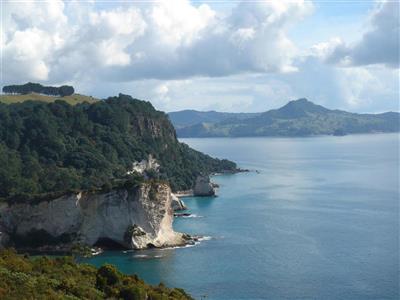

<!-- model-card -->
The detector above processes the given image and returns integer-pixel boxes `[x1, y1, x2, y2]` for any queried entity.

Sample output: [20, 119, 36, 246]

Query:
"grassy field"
[0, 93, 99, 105]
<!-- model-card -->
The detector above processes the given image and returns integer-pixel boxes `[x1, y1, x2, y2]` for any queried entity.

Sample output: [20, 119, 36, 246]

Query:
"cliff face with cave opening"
[0, 182, 187, 251]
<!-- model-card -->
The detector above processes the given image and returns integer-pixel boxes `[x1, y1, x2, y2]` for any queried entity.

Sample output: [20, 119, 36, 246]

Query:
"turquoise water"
[85, 134, 399, 299]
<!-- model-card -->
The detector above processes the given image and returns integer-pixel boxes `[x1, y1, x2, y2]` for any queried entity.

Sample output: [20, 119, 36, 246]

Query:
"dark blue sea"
[84, 134, 399, 299]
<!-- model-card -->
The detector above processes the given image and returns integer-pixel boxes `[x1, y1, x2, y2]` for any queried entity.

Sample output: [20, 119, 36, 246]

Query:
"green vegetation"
[0, 249, 192, 299]
[3, 82, 75, 96]
[168, 110, 260, 129]
[0, 92, 98, 105]
[171, 98, 400, 137]
[0, 93, 236, 202]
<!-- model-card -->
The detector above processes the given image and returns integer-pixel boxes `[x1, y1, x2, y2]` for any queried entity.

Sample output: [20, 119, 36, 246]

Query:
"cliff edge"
[0, 182, 188, 251]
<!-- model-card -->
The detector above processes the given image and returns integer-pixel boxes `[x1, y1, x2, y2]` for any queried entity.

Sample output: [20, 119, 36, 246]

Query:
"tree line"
[2, 82, 74, 97]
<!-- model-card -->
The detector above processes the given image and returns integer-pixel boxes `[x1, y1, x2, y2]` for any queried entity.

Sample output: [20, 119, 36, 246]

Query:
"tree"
[2, 83, 75, 97]
[59, 85, 74, 96]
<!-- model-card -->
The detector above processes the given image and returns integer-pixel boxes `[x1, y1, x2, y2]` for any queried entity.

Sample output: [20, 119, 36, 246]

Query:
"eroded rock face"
[171, 193, 187, 211]
[193, 175, 215, 196]
[0, 183, 186, 251]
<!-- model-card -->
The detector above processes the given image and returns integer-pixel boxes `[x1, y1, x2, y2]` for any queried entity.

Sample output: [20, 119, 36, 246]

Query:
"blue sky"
[2, 0, 399, 113]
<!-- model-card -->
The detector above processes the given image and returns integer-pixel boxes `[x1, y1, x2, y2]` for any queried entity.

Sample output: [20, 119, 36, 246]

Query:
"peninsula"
[0, 85, 238, 253]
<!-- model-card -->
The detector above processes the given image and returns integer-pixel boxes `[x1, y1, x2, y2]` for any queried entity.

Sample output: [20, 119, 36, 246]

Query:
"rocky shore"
[174, 174, 220, 198]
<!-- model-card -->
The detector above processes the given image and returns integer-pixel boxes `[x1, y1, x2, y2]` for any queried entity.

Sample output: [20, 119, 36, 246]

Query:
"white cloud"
[1, 0, 398, 114]
[2, 0, 67, 81]
[276, 56, 398, 113]
[2, 0, 313, 84]
[315, 1, 399, 68]
[311, 37, 343, 60]
[149, 0, 215, 47]
[337, 67, 382, 108]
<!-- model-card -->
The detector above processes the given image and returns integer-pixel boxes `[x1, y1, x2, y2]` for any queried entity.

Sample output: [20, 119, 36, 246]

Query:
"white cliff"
[0, 182, 188, 251]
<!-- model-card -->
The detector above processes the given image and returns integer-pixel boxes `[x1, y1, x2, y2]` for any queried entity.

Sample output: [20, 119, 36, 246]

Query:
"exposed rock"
[193, 175, 216, 196]
[174, 213, 192, 218]
[171, 193, 187, 211]
[174, 190, 194, 197]
[127, 154, 160, 176]
[0, 182, 187, 251]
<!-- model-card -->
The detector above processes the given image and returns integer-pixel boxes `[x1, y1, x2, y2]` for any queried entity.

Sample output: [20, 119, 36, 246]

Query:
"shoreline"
[9, 171, 246, 256]
[174, 168, 251, 198]
[174, 190, 194, 198]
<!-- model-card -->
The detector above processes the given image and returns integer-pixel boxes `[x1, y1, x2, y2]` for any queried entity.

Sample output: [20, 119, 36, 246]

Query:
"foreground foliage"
[0, 93, 236, 201]
[0, 249, 192, 299]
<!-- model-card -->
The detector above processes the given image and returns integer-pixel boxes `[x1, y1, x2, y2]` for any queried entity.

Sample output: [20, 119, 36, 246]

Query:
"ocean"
[84, 134, 399, 299]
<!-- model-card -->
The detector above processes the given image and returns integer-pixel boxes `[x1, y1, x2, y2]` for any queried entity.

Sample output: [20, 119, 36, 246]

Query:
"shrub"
[0, 249, 193, 299]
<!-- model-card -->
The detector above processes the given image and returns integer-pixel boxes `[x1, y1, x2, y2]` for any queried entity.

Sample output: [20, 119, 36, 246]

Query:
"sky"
[1, 0, 399, 113]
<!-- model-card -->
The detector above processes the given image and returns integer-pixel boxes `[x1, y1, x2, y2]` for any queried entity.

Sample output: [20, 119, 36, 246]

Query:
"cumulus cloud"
[274, 56, 399, 112]
[2, 0, 397, 114]
[102, 60, 398, 114]
[1, 0, 313, 84]
[2, 0, 67, 81]
[314, 1, 399, 68]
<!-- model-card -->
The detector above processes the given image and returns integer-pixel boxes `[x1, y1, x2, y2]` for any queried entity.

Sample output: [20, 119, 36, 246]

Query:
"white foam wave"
[183, 214, 203, 218]
[161, 243, 198, 250]
[197, 235, 212, 241]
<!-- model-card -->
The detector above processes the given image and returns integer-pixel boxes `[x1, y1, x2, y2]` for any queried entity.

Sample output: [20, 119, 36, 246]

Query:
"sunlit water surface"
[84, 134, 399, 299]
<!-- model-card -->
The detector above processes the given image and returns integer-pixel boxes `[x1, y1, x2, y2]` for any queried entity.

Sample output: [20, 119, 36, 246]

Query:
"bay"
[84, 133, 399, 299]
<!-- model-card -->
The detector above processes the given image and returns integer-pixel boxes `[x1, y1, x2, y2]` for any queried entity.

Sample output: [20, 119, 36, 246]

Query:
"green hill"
[171, 99, 400, 137]
[0, 93, 236, 201]
[0, 92, 99, 105]
[168, 109, 260, 128]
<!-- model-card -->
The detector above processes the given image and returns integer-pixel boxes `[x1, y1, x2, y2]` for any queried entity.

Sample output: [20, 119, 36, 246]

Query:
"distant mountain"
[168, 110, 260, 128]
[169, 98, 400, 137]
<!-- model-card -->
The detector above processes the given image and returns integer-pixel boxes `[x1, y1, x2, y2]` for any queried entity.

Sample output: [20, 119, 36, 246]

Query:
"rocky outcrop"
[171, 193, 187, 211]
[0, 183, 188, 251]
[193, 175, 216, 196]
[127, 154, 160, 176]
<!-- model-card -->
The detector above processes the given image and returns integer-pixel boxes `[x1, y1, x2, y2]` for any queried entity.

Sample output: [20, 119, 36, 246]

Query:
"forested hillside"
[173, 99, 400, 137]
[0, 93, 236, 201]
[168, 110, 260, 128]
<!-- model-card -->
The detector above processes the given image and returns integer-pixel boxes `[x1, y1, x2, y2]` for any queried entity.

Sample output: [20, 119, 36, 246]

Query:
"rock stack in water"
[171, 193, 187, 211]
[193, 175, 216, 196]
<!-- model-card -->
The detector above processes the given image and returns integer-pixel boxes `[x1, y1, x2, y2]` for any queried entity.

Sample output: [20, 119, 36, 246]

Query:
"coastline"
[174, 190, 194, 198]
